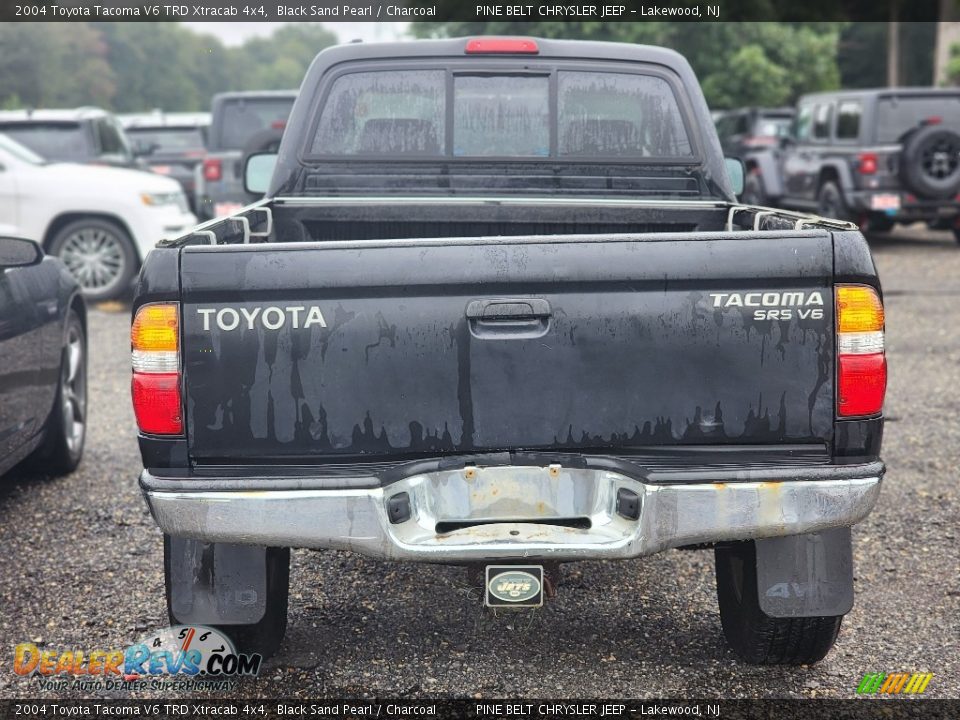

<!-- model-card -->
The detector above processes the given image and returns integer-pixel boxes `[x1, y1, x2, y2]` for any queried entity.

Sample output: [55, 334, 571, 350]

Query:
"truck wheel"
[741, 174, 768, 206]
[28, 309, 86, 475]
[816, 181, 850, 223]
[49, 218, 137, 302]
[163, 536, 290, 658]
[715, 541, 843, 664]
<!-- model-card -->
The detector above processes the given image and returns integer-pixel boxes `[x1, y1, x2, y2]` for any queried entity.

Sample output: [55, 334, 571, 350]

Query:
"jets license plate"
[485, 565, 544, 608]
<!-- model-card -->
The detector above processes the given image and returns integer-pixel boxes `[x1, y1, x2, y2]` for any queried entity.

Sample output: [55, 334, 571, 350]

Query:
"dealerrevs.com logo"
[13, 625, 260, 691]
[857, 672, 934, 695]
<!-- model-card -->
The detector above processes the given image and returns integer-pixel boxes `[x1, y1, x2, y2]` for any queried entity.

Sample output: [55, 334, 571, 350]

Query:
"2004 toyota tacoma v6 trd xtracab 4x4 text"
[130, 38, 886, 665]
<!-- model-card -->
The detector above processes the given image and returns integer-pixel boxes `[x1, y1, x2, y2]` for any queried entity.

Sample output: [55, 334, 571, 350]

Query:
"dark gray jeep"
[745, 88, 960, 242]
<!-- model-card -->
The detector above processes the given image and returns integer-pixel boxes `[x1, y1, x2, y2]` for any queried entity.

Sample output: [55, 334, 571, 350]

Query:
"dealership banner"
[0, 0, 944, 23]
[2, 700, 959, 720]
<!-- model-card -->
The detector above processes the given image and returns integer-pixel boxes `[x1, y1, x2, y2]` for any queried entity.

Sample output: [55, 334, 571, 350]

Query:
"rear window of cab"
[308, 67, 694, 160]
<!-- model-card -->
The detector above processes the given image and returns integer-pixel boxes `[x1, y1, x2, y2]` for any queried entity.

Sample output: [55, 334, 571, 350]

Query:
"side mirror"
[244, 152, 277, 195]
[0, 237, 43, 268]
[724, 157, 745, 196]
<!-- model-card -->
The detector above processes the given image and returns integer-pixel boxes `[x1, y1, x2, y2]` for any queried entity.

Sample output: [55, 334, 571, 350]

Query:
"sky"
[182, 22, 410, 46]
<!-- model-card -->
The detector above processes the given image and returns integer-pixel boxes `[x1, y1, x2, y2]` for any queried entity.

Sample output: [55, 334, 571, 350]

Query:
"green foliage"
[0, 23, 115, 109]
[701, 45, 790, 108]
[947, 41, 960, 85]
[412, 21, 844, 109]
[229, 24, 337, 91]
[838, 23, 935, 89]
[0, 22, 337, 113]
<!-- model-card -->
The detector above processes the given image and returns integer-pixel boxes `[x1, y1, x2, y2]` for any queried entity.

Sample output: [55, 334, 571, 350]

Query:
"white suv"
[0, 133, 197, 300]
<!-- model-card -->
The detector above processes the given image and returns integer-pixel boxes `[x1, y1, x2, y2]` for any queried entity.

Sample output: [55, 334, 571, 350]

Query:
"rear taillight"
[202, 157, 222, 182]
[836, 285, 886, 417]
[465, 38, 539, 54]
[131, 303, 182, 435]
[857, 152, 878, 175]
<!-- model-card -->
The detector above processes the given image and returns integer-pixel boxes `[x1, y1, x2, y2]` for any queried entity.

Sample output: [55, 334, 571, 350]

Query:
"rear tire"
[49, 218, 137, 302]
[163, 536, 290, 658]
[816, 181, 851, 223]
[715, 541, 843, 664]
[28, 309, 86, 475]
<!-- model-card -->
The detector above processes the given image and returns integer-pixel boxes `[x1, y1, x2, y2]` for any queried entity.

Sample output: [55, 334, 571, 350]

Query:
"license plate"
[214, 202, 243, 218]
[151, 165, 172, 175]
[485, 565, 544, 608]
[870, 193, 900, 211]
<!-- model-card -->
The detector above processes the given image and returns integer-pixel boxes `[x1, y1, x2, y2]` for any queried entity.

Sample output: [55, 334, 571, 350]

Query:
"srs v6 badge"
[709, 291, 825, 321]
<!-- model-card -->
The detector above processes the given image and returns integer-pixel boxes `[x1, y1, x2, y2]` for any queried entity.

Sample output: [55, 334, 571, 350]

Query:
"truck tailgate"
[179, 233, 835, 462]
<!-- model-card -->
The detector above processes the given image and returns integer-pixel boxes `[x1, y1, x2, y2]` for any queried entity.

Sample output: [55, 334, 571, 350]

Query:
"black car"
[0, 108, 140, 170]
[120, 112, 211, 212]
[746, 88, 960, 241]
[714, 106, 794, 159]
[0, 237, 87, 477]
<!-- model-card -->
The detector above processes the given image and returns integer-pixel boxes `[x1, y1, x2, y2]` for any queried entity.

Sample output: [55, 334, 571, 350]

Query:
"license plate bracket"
[485, 565, 544, 608]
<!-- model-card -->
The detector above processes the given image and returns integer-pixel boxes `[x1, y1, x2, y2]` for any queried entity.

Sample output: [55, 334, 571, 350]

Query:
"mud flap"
[166, 536, 268, 625]
[755, 527, 854, 618]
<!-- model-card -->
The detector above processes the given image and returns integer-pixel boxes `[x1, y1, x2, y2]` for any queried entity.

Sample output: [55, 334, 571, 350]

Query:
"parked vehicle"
[0, 134, 196, 301]
[119, 112, 210, 212]
[0, 108, 139, 169]
[745, 88, 960, 241]
[133, 38, 885, 665]
[714, 107, 794, 159]
[195, 91, 297, 220]
[0, 237, 87, 478]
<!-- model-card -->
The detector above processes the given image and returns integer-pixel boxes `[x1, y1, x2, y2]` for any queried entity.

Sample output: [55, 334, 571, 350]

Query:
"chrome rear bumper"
[141, 463, 883, 562]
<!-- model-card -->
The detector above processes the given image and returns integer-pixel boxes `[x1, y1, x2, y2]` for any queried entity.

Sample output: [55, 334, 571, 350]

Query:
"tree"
[0, 22, 337, 113]
[935, 3, 960, 84]
[94, 23, 235, 112]
[412, 21, 843, 109]
[0, 23, 115, 108]
[228, 24, 337, 92]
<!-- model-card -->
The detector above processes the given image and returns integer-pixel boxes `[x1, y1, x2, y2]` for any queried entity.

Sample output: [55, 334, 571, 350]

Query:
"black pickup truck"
[132, 38, 886, 666]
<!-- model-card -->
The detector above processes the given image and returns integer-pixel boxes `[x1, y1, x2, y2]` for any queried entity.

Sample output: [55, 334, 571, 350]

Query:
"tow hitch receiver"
[485, 565, 544, 608]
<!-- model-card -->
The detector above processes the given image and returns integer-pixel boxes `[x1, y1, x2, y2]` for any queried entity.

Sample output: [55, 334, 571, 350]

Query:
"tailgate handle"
[466, 298, 551, 321]
[466, 298, 551, 340]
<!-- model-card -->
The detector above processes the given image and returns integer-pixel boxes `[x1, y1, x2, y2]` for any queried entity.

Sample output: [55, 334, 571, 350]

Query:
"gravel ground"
[1, 227, 958, 700]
